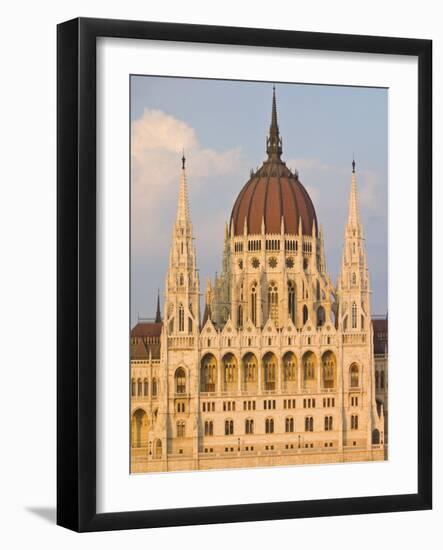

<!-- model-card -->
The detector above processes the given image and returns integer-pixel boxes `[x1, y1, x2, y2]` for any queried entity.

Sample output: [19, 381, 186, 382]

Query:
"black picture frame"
[57, 17, 432, 532]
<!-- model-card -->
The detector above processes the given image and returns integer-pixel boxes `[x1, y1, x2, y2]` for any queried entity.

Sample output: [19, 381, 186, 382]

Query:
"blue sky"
[130, 76, 387, 327]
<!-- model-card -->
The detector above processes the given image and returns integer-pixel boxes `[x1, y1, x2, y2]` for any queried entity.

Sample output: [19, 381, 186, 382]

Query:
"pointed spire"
[347, 157, 361, 227]
[266, 86, 283, 161]
[155, 289, 161, 323]
[176, 154, 190, 225]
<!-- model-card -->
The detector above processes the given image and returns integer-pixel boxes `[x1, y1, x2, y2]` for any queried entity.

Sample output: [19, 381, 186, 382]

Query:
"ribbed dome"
[230, 88, 317, 237]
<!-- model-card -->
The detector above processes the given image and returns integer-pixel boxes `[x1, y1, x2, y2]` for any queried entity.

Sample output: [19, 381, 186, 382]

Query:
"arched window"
[204, 420, 213, 436]
[179, 273, 184, 286]
[132, 409, 148, 448]
[242, 352, 258, 386]
[152, 378, 158, 397]
[285, 417, 294, 432]
[223, 353, 238, 389]
[303, 305, 308, 325]
[322, 351, 336, 389]
[350, 364, 359, 388]
[131, 378, 136, 397]
[351, 302, 357, 329]
[175, 368, 186, 394]
[178, 303, 185, 332]
[380, 371, 385, 389]
[324, 416, 333, 431]
[268, 282, 278, 326]
[316, 280, 321, 301]
[262, 352, 277, 391]
[188, 317, 193, 333]
[155, 439, 162, 458]
[245, 418, 254, 434]
[225, 419, 234, 435]
[251, 283, 257, 326]
[200, 354, 217, 392]
[372, 429, 380, 444]
[265, 418, 274, 434]
[143, 378, 148, 396]
[137, 378, 142, 396]
[238, 304, 243, 329]
[302, 351, 317, 389]
[288, 281, 296, 324]
[317, 306, 326, 327]
[177, 421, 186, 438]
[283, 352, 297, 383]
[351, 415, 359, 429]
[305, 416, 314, 432]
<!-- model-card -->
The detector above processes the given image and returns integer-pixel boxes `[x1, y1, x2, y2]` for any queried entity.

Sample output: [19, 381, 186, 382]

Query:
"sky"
[130, 76, 388, 327]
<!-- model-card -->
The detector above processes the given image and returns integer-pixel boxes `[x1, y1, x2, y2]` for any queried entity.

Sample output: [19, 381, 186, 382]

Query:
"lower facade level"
[131, 445, 386, 473]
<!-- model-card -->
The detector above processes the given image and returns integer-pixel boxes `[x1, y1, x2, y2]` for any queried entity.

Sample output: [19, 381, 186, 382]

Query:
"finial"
[266, 86, 282, 160]
[352, 155, 355, 173]
[182, 149, 186, 170]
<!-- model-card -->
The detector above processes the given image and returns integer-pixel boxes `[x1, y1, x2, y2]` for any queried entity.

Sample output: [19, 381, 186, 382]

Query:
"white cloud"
[131, 109, 244, 254]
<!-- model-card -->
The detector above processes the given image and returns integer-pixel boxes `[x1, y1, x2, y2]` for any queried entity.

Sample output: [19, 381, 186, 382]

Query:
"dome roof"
[230, 89, 317, 237]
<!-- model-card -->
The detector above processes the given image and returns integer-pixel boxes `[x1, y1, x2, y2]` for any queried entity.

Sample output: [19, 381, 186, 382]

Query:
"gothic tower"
[162, 155, 200, 461]
[337, 160, 371, 332]
[337, 161, 383, 448]
[164, 154, 200, 335]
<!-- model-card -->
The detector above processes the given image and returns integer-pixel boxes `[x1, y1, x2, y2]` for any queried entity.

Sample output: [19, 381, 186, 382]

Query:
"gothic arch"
[287, 280, 296, 325]
[250, 281, 258, 326]
[131, 408, 148, 448]
[262, 351, 277, 391]
[302, 351, 317, 391]
[268, 281, 279, 326]
[282, 351, 297, 389]
[372, 429, 380, 445]
[174, 367, 187, 394]
[349, 363, 360, 388]
[200, 353, 217, 392]
[303, 304, 309, 325]
[317, 305, 326, 327]
[154, 438, 162, 459]
[242, 352, 258, 391]
[321, 350, 336, 389]
[222, 352, 238, 391]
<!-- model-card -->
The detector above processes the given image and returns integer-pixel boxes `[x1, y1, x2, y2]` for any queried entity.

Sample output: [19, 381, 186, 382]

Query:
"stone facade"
[130, 91, 387, 473]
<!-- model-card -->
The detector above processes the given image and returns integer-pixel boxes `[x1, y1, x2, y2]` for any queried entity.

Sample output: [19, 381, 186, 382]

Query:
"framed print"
[57, 17, 432, 532]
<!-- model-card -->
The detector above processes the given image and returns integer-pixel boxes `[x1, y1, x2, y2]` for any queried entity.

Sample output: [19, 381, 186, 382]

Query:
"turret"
[337, 159, 371, 332]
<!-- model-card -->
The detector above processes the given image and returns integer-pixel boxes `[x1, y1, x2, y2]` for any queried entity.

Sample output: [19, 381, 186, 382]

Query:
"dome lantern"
[230, 88, 318, 237]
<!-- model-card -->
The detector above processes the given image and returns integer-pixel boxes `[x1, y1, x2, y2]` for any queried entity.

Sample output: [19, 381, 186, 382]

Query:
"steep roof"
[131, 322, 162, 338]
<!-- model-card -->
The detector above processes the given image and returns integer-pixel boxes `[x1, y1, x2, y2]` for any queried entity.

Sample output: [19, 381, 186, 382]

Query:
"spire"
[266, 86, 283, 161]
[347, 158, 361, 228]
[155, 289, 161, 323]
[176, 154, 190, 225]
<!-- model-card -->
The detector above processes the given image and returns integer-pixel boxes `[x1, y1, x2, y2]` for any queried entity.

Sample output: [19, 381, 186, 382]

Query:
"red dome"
[230, 161, 317, 237]
[230, 88, 317, 237]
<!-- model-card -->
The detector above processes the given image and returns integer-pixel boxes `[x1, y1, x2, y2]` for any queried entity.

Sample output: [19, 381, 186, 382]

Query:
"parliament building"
[130, 89, 388, 473]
